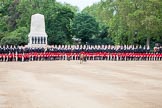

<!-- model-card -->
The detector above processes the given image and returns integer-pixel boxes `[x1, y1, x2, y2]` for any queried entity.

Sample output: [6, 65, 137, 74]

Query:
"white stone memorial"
[28, 13, 48, 47]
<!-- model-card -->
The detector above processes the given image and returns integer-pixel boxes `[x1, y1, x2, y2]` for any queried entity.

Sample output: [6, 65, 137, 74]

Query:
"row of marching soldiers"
[0, 45, 162, 62]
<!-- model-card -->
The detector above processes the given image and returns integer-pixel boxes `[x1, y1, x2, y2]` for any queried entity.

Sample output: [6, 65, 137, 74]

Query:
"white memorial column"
[40, 37, 42, 44]
[39, 37, 41, 44]
[31, 37, 33, 44]
[32, 37, 35, 44]
[38, 37, 40, 44]
[37, 37, 39, 44]
[33, 37, 35, 44]
[30, 37, 32, 44]
[28, 14, 48, 47]
[44, 37, 46, 44]
[43, 37, 45, 44]
[35, 37, 36, 44]
[41, 37, 43, 44]
[45, 37, 47, 44]
[42, 37, 44, 44]
[34, 37, 36, 44]
[36, 37, 38, 44]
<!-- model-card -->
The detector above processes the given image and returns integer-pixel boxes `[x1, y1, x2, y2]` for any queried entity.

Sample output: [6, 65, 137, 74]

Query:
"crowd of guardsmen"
[0, 45, 162, 62]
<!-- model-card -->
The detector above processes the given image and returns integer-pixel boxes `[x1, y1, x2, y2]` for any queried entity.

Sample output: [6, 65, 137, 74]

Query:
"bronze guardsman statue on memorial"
[28, 13, 48, 47]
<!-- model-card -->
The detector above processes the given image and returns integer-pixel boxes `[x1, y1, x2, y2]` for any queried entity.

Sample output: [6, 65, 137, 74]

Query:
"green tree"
[0, 0, 77, 45]
[72, 13, 99, 44]
[1, 27, 28, 45]
[47, 4, 74, 45]
[1, 36, 21, 45]
[83, 0, 162, 47]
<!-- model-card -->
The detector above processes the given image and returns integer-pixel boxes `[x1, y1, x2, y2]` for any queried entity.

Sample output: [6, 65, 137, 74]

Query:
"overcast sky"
[56, 0, 101, 10]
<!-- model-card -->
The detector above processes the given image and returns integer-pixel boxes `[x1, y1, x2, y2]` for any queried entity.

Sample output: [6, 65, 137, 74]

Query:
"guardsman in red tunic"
[37, 53, 40, 61]
[15, 51, 18, 61]
[0, 53, 2, 62]
[49, 52, 52, 61]
[26, 53, 30, 62]
[148, 53, 151, 61]
[146, 53, 149, 61]
[35, 52, 38, 61]
[90, 52, 94, 60]
[42, 52, 46, 61]
[144, 53, 146, 61]
[157, 53, 160, 61]
[5, 53, 8, 62]
[22, 53, 24, 62]
[86, 52, 90, 60]
[67, 52, 71, 61]
[8, 52, 12, 62]
[40, 52, 43, 61]
[99, 52, 102, 60]
[46, 52, 49, 61]
[31, 52, 34, 61]
[18, 53, 21, 61]
[3, 53, 6, 62]
[84, 52, 87, 61]
[151, 53, 154, 61]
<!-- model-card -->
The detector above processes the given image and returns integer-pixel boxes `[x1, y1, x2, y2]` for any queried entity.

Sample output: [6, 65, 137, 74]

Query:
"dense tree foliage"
[72, 13, 99, 44]
[0, 0, 114, 45]
[0, 0, 76, 45]
[0, 0, 161, 47]
[83, 0, 162, 47]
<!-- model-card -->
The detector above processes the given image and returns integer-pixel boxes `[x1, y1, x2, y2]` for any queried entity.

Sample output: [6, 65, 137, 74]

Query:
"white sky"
[56, 0, 101, 11]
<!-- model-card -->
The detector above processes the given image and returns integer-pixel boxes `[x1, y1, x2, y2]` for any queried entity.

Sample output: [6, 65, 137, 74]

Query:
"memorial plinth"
[28, 13, 48, 47]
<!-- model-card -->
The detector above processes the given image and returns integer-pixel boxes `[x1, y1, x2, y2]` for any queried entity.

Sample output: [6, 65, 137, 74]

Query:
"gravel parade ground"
[0, 61, 162, 108]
